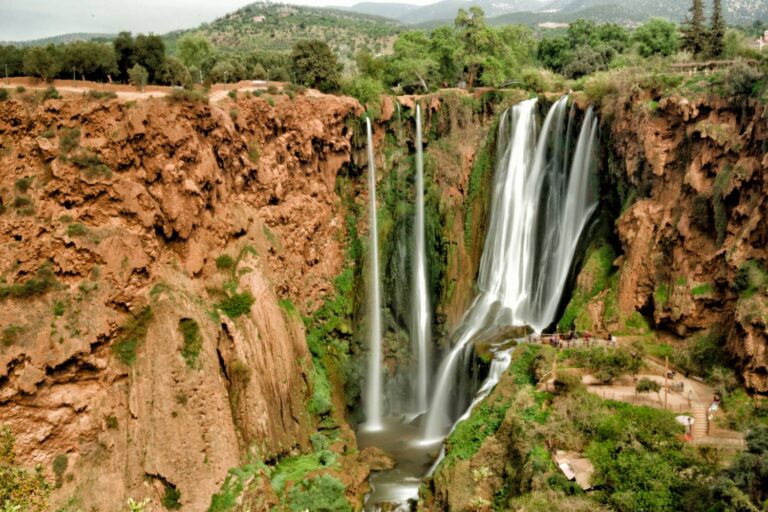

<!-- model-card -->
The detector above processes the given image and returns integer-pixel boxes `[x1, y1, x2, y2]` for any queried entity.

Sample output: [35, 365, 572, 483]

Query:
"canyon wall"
[0, 91, 362, 510]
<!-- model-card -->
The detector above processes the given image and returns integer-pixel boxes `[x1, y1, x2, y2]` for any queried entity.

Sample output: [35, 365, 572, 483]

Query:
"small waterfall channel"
[359, 96, 599, 509]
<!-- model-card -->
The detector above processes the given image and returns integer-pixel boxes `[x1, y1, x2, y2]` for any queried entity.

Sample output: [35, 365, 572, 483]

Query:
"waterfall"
[363, 118, 384, 432]
[411, 105, 431, 413]
[421, 97, 599, 441]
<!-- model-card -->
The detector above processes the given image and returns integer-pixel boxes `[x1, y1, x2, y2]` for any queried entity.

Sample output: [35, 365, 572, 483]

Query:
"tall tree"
[134, 34, 165, 84]
[176, 33, 214, 82]
[113, 32, 135, 82]
[23, 45, 59, 82]
[290, 40, 341, 92]
[682, 0, 707, 55]
[709, 0, 726, 57]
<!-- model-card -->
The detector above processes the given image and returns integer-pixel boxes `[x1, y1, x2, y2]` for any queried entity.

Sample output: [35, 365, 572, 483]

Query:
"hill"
[166, 2, 402, 61]
[2, 32, 115, 47]
[338, 2, 421, 19]
[345, 0, 768, 26]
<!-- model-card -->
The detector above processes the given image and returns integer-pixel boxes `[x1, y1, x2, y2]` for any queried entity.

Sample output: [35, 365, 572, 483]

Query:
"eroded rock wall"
[0, 92, 361, 510]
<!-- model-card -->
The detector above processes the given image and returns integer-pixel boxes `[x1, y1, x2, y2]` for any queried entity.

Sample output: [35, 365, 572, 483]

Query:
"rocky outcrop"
[0, 92, 362, 510]
[583, 91, 768, 392]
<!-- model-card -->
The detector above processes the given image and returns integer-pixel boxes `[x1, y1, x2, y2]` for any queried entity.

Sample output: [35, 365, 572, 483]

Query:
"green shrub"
[691, 283, 715, 296]
[105, 415, 119, 429]
[217, 292, 255, 319]
[85, 90, 117, 100]
[167, 88, 208, 103]
[286, 474, 351, 512]
[14, 86, 25, 94]
[53, 301, 65, 317]
[58, 128, 81, 156]
[42, 86, 60, 100]
[111, 306, 153, 365]
[52, 454, 67, 488]
[179, 318, 202, 369]
[267, 85, 278, 95]
[14, 177, 32, 193]
[12, 195, 31, 208]
[340, 76, 383, 110]
[215, 254, 234, 270]
[227, 89, 237, 100]
[722, 62, 761, 97]
[0, 426, 50, 511]
[66, 223, 88, 237]
[247, 140, 260, 164]
[1, 325, 24, 347]
[0, 265, 57, 301]
[161, 484, 182, 510]
[0, 89, 8, 101]
[284, 83, 306, 95]
[308, 364, 333, 416]
[69, 151, 111, 179]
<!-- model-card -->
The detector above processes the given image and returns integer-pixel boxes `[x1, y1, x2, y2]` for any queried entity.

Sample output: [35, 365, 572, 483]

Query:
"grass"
[85, 90, 117, 100]
[559, 242, 616, 331]
[691, 282, 715, 296]
[59, 128, 81, 156]
[111, 306, 153, 365]
[167, 88, 208, 103]
[1, 325, 24, 347]
[161, 484, 182, 510]
[215, 255, 234, 270]
[271, 450, 338, 493]
[179, 318, 202, 369]
[14, 177, 32, 193]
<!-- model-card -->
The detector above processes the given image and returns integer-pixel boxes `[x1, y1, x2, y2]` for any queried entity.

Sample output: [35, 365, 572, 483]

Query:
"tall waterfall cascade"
[363, 118, 384, 432]
[411, 105, 431, 413]
[421, 96, 599, 441]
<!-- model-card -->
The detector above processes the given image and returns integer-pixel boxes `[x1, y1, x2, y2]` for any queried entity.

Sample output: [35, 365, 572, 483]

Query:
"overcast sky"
[0, 0, 444, 41]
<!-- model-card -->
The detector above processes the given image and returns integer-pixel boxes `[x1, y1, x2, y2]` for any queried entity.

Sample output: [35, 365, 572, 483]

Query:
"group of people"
[543, 330, 617, 348]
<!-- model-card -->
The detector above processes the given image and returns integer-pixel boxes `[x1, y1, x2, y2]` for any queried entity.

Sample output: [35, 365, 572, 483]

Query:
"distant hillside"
[400, 0, 545, 24]
[535, 0, 767, 25]
[167, 2, 402, 61]
[345, 0, 768, 26]
[339, 2, 421, 19]
[3, 33, 115, 47]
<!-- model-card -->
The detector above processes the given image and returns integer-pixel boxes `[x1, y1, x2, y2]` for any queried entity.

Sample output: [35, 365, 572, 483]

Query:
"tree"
[633, 18, 681, 57]
[636, 378, 662, 403]
[176, 33, 214, 79]
[0, 46, 25, 77]
[113, 31, 135, 82]
[290, 40, 341, 92]
[355, 50, 386, 81]
[538, 36, 572, 73]
[58, 41, 118, 82]
[127, 64, 148, 91]
[134, 34, 165, 84]
[385, 31, 438, 91]
[455, 7, 500, 87]
[23, 45, 59, 82]
[158, 57, 191, 87]
[682, 0, 707, 55]
[709, 0, 726, 57]
[562, 45, 606, 78]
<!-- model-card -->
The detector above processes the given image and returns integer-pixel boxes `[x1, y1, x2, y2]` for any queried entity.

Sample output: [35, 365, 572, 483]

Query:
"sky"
[0, 0, 440, 41]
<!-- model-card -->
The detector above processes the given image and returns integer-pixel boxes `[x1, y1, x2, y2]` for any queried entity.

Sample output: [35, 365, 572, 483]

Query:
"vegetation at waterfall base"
[429, 344, 768, 512]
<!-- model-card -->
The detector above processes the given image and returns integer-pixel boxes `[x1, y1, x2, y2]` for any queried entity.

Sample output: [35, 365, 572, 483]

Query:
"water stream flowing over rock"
[421, 96, 599, 441]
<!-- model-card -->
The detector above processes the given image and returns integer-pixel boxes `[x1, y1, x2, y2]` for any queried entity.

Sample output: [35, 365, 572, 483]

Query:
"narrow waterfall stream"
[362, 117, 384, 432]
[359, 97, 599, 510]
[411, 105, 431, 414]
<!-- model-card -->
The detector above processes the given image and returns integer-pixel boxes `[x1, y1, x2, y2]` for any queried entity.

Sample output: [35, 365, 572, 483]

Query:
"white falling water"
[421, 97, 599, 441]
[411, 105, 431, 413]
[363, 118, 384, 432]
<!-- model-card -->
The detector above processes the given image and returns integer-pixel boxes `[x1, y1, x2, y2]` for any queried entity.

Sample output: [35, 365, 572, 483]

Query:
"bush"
[52, 454, 67, 487]
[217, 292, 255, 319]
[286, 474, 351, 512]
[59, 128, 81, 156]
[722, 62, 761, 97]
[215, 254, 234, 270]
[66, 223, 88, 237]
[340, 76, 384, 110]
[0, 89, 8, 101]
[85, 90, 117, 100]
[167, 88, 208, 103]
[42, 85, 60, 100]
[14, 177, 32, 193]
[0, 426, 50, 511]
[111, 306, 153, 365]
[179, 318, 202, 369]
[161, 484, 182, 510]
[0, 265, 57, 301]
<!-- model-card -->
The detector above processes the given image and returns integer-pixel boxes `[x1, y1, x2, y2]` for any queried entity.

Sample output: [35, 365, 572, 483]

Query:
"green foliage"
[307, 364, 333, 416]
[69, 150, 112, 179]
[0, 89, 8, 101]
[207, 462, 269, 512]
[176, 33, 214, 72]
[691, 282, 715, 296]
[215, 254, 234, 270]
[633, 18, 680, 57]
[105, 415, 119, 429]
[66, 223, 88, 237]
[85, 90, 118, 100]
[559, 242, 616, 331]
[111, 306, 153, 365]
[166, 87, 208, 103]
[216, 292, 255, 319]
[681, 0, 708, 55]
[59, 128, 81, 156]
[733, 260, 768, 298]
[722, 62, 762, 97]
[13, 177, 32, 193]
[340, 76, 383, 113]
[179, 318, 202, 369]
[654, 283, 669, 307]
[42, 86, 60, 100]
[161, 483, 182, 510]
[23, 45, 59, 81]
[0, 325, 23, 347]
[560, 346, 644, 383]
[0, 265, 57, 302]
[128, 64, 149, 91]
[271, 451, 338, 494]
[286, 474, 351, 512]
[291, 40, 341, 92]
[52, 454, 67, 488]
[53, 301, 65, 317]
[0, 426, 50, 511]
[635, 377, 661, 394]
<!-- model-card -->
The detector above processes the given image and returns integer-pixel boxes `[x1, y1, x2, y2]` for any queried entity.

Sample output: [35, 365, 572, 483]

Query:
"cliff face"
[590, 92, 768, 392]
[0, 92, 361, 510]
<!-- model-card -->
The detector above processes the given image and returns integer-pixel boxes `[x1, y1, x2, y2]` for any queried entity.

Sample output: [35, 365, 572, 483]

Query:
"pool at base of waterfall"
[357, 418, 440, 511]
